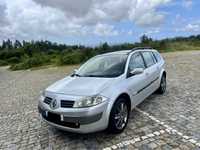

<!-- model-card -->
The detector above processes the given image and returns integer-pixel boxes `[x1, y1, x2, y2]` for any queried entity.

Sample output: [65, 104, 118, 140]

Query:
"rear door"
[141, 51, 160, 96]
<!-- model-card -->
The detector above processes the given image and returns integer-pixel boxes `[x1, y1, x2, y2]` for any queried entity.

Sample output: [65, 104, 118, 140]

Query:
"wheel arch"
[115, 93, 131, 111]
[159, 69, 166, 81]
[108, 92, 132, 116]
[158, 69, 167, 87]
[162, 70, 166, 77]
[106, 92, 131, 131]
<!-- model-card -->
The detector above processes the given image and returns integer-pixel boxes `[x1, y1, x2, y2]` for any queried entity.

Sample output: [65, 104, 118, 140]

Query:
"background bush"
[10, 54, 50, 70]
[0, 34, 199, 70]
[7, 57, 20, 64]
[56, 51, 85, 65]
[0, 60, 8, 66]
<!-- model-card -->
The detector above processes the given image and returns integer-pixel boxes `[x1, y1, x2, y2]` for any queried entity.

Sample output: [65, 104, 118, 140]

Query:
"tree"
[159, 40, 167, 50]
[1, 40, 6, 49]
[6, 39, 13, 50]
[14, 40, 22, 49]
[99, 42, 110, 53]
[140, 34, 153, 46]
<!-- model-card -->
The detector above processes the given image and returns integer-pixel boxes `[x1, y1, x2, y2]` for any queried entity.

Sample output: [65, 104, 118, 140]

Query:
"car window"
[129, 53, 145, 71]
[77, 54, 127, 78]
[142, 51, 155, 67]
[153, 51, 161, 62]
[151, 52, 157, 63]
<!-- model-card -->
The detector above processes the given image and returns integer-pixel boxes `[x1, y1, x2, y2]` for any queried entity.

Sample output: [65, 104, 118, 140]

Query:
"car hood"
[46, 76, 114, 96]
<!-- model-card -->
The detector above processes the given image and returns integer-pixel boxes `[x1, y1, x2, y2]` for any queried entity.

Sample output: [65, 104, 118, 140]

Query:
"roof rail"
[127, 47, 153, 54]
[131, 47, 153, 51]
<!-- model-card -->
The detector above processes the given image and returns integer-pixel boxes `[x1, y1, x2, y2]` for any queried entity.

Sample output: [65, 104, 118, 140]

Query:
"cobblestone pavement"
[0, 51, 200, 150]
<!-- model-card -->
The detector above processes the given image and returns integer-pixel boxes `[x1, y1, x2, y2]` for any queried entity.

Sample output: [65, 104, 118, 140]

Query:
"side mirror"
[130, 68, 144, 76]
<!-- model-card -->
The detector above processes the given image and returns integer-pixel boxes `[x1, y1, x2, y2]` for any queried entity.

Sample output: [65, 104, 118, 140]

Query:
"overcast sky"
[0, 0, 199, 45]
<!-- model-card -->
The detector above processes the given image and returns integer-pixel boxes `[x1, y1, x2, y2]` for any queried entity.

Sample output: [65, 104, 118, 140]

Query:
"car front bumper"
[38, 100, 109, 133]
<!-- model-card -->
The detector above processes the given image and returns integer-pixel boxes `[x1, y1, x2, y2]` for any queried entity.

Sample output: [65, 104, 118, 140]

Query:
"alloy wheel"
[161, 76, 166, 92]
[114, 102, 128, 130]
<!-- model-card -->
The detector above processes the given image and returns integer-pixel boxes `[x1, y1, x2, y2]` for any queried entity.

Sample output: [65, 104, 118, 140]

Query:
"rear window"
[142, 52, 155, 67]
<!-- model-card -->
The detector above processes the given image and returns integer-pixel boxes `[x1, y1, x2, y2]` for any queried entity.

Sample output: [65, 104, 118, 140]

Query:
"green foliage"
[10, 54, 50, 70]
[7, 57, 20, 64]
[56, 51, 84, 65]
[0, 60, 8, 66]
[0, 50, 22, 59]
[140, 35, 153, 45]
[0, 34, 200, 70]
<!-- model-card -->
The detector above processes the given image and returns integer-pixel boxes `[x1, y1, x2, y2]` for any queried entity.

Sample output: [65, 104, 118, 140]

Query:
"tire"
[107, 98, 130, 134]
[157, 74, 166, 94]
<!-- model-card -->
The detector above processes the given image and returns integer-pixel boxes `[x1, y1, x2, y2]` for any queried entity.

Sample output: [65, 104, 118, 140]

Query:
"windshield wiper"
[71, 73, 82, 77]
[83, 74, 116, 78]
[82, 75, 98, 77]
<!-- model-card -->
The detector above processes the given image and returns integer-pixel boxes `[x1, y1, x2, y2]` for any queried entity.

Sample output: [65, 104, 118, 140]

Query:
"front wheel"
[157, 74, 166, 94]
[107, 98, 129, 134]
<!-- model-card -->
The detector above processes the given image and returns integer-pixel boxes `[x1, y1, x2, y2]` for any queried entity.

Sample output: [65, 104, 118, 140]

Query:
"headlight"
[73, 95, 108, 108]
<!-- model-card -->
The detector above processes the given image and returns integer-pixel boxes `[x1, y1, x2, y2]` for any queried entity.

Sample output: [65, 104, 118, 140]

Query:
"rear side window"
[142, 52, 155, 67]
[151, 52, 157, 63]
[153, 51, 162, 62]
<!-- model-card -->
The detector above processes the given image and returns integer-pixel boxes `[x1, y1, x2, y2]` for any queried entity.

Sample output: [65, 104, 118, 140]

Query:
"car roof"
[101, 50, 132, 55]
[99, 47, 156, 56]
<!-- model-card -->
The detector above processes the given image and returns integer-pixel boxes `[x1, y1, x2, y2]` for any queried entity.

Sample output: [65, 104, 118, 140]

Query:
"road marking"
[103, 108, 200, 150]
[135, 108, 200, 148]
[103, 129, 166, 150]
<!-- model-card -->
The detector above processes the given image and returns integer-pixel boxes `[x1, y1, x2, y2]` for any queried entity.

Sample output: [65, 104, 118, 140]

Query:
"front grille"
[61, 100, 74, 108]
[44, 97, 52, 105]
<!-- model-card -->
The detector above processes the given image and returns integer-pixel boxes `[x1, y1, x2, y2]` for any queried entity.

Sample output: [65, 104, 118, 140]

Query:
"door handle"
[145, 72, 149, 76]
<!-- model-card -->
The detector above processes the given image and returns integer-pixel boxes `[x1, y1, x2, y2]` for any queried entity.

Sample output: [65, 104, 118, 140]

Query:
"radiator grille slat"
[43, 97, 74, 108]
[61, 100, 74, 108]
[44, 97, 52, 104]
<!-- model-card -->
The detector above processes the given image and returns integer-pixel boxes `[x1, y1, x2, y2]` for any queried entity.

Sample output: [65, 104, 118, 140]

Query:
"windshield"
[76, 54, 128, 78]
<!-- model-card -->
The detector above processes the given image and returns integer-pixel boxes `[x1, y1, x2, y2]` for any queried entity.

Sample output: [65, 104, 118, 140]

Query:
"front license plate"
[48, 112, 60, 120]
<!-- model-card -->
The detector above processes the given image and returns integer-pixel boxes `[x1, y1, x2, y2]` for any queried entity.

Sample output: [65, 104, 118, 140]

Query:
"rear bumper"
[38, 100, 109, 133]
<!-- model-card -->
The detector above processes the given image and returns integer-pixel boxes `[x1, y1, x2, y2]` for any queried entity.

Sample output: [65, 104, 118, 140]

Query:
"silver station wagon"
[38, 47, 166, 133]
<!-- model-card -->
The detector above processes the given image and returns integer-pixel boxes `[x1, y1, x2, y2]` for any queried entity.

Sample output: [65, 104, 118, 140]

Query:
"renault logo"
[50, 98, 57, 109]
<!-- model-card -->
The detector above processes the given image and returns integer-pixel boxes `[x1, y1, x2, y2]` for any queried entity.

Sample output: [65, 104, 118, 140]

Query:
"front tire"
[108, 98, 129, 134]
[157, 74, 166, 94]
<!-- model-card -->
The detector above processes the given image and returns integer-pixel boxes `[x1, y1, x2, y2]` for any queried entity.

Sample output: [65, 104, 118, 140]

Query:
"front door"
[126, 52, 148, 107]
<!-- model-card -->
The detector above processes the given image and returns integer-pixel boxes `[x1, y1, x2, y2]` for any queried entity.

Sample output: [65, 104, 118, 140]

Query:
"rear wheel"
[108, 98, 129, 133]
[157, 74, 166, 94]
